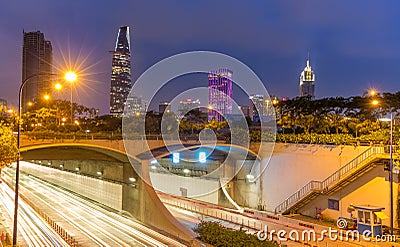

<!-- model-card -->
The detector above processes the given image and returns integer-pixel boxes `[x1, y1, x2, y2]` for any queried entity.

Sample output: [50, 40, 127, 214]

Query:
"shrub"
[275, 133, 356, 145]
[194, 221, 280, 247]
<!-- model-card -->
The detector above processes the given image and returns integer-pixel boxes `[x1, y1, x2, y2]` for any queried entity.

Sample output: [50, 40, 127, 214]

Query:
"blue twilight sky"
[0, 0, 399, 114]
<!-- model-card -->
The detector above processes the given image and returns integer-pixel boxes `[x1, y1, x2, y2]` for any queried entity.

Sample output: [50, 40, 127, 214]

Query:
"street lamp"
[372, 99, 394, 235]
[54, 82, 63, 91]
[65, 71, 77, 124]
[13, 72, 76, 245]
[369, 89, 377, 97]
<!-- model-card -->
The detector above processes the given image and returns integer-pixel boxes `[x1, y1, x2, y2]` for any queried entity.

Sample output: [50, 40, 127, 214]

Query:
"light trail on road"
[2, 166, 187, 247]
[0, 183, 69, 247]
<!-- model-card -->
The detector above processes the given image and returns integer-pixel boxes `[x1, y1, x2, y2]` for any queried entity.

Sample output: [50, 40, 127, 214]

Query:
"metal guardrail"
[275, 146, 385, 214]
[321, 147, 383, 188]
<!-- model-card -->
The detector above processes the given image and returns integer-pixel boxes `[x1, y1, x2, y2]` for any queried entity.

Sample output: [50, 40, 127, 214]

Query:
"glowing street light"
[65, 71, 77, 83]
[54, 83, 63, 90]
[369, 89, 377, 97]
[372, 99, 379, 106]
[43, 94, 50, 101]
[246, 174, 255, 180]
[65, 71, 78, 124]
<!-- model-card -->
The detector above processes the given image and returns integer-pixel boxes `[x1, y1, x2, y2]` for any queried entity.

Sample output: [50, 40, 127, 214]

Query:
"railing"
[321, 146, 383, 188]
[275, 146, 385, 214]
[286, 181, 322, 206]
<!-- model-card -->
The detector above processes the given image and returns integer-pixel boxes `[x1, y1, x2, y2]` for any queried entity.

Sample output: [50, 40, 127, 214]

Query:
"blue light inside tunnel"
[199, 152, 206, 163]
[172, 152, 180, 164]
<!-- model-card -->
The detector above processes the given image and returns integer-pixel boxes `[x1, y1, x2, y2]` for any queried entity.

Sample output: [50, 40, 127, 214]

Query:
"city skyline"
[2, 2, 400, 246]
[1, 1, 400, 114]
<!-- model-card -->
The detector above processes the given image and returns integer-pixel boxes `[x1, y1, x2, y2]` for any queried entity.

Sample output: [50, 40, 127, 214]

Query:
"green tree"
[0, 122, 18, 167]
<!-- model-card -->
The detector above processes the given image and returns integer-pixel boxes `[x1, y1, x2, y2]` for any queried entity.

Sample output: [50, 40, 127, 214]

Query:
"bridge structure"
[18, 138, 399, 231]
[16, 138, 265, 245]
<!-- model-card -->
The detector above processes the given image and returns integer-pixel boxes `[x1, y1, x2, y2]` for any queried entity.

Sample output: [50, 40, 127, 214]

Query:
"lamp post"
[372, 98, 394, 235]
[65, 71, 77, 124]
[13, 72, 75, 245]
[380, 110, 395, 236]
[389, 110, 394, 235]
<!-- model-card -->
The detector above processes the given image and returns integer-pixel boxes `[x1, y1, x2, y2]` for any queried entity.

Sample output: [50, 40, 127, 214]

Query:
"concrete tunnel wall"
[19, 144, 197, 245]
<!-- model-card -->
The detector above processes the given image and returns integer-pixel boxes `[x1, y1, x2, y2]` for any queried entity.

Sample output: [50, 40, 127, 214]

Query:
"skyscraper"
[178, 99, 200, 117]
[159, 101, 170, 114]
[22, 31, 52, 112]
[249, 94, 265, 122]
[0, 98, 7, 111]
[239, 105, 250, 118]
[125, 96, 142, 116]
[110, 26, 132, 117]
[208, 68, 233, 121]
[299, 52, 315, 99]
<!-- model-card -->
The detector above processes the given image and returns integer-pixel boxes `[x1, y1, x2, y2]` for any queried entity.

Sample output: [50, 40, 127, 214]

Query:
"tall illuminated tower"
[299, 52, 315, 99]
[208, 68, 233, 121]
[110, 26, 132, 117]
[22, 30, 52, 112]
[249, 94, 265, 122]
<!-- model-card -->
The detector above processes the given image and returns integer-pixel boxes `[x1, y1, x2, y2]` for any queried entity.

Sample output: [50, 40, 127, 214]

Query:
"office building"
[208, 68, 233, 121]
[239, 105, 250, 118]
[110, 26, 132, 117]
[125, 96, 142, 116]
[0, 98, 7, 110]
[159, 102, 170, 114]
[178, 99, 200, 117]
[22, 30, 52, 112]
[249, 94, 265, 122]
[299, 52, 315, 99]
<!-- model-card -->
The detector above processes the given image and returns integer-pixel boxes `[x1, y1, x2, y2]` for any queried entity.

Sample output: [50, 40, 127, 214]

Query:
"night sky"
[1, 0, 400, 114]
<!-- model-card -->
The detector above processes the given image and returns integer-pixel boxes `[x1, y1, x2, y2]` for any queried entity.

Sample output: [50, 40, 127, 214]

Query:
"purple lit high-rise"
[208, 68, 233, 121]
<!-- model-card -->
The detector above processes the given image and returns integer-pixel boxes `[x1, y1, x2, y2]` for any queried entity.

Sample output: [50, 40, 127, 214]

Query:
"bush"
[275, 133, 356, 145]
[194, 221, 280, 247]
